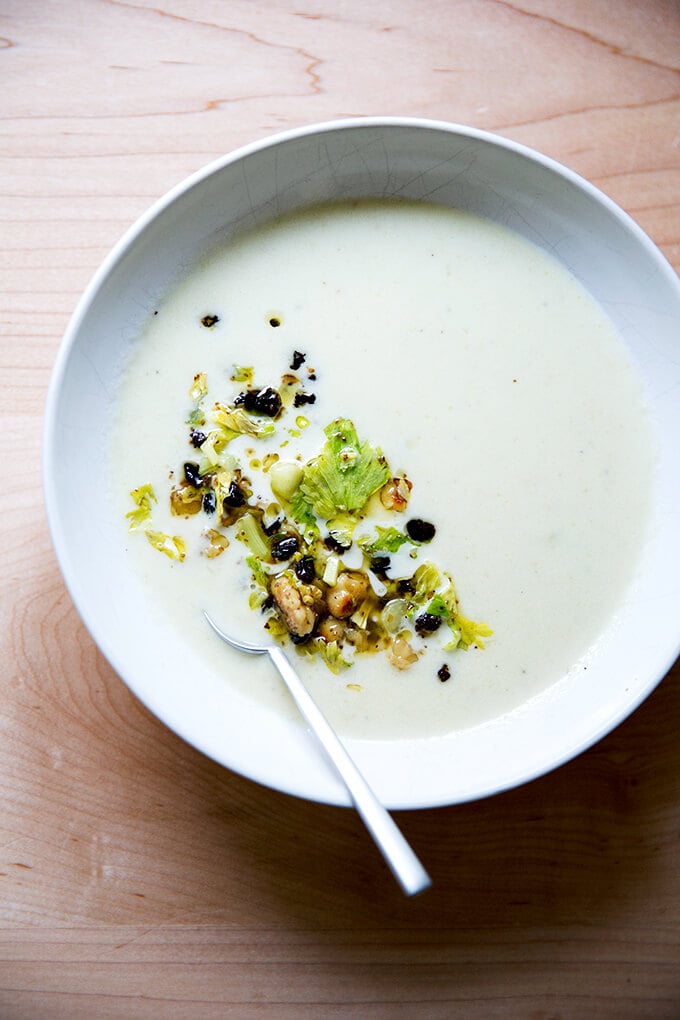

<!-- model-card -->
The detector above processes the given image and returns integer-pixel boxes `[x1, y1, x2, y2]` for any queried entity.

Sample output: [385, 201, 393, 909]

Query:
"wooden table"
[2, 2, 679, 1016]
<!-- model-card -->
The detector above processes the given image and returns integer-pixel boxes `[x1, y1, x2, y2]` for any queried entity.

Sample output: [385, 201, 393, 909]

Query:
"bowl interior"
[44, 119, 680, 808]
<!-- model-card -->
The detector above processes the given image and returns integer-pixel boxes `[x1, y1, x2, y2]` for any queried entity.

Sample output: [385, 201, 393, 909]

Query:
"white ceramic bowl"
[44, 118, 680, 809]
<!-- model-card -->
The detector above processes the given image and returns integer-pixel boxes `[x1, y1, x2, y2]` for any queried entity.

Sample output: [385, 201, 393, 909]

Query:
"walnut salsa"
[126, 355, 491, 676]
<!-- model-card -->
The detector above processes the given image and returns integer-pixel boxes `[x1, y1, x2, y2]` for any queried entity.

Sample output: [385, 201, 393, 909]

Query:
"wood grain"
[1, 0, 679, 1016]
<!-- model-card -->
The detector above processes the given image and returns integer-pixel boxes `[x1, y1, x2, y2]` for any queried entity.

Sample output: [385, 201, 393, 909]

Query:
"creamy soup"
[109, 200, 654, 740]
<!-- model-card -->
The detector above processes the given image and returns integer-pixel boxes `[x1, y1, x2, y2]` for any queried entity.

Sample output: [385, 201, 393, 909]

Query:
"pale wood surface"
[2, 1, 679, 1016]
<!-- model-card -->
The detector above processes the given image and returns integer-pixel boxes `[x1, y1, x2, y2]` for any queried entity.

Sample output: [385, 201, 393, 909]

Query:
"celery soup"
[109, 200, 654, 740]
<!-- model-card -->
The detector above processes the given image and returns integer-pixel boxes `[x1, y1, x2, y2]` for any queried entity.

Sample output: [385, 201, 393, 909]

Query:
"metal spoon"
[204, 611, 432, 897]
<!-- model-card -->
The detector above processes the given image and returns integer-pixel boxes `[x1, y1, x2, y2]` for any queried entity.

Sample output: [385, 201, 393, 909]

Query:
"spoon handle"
[268, 646, 431, 897]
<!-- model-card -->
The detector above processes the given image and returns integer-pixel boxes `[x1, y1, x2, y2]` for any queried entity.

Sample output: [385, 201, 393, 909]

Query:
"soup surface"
[109, 200, 654, 739]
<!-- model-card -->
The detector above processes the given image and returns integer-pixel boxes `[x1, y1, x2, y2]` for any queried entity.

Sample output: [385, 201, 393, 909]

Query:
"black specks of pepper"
[200, 314, 220, 328]
[243, 387, 282, 418]
[294, 556, 316, 583]
[437, 664, 451, 683]
[406, 518, 436, 543]
[370, 554, 391, 577]
[271, 535, 300, 561]
[263, 515, 283, 537]
[183, 461, 202, 487]
[294, 391, 316, 408]
[414, 612, 442, 637]
[223, 480, 246, 508]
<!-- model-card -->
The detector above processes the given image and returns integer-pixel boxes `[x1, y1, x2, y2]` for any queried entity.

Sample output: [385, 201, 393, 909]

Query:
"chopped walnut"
[380, 475, 412, 512]
[271, 574, 323, 640]
[326, 572, 370, 619]
[387, 636, 418, 670]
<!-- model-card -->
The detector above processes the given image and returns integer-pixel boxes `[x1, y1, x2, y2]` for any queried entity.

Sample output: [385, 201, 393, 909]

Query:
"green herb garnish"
[291, 418, 390, 522]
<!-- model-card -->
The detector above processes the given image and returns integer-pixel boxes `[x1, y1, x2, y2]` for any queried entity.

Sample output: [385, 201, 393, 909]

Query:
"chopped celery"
[212, 402, 276, 444]
[426, 586, 492, 650]
[231, 365, 254, 384]
[189, 372, 208, 402]
[293, 418, 390, 520]
[237, 513, 269, 559]
[264, 613, 289, 642]
[424, 594, 451, 619]
[248, 589, 269, 611]
[145, 530, 186, 561]
[126, 484, 157, 530]
[322, 554, 340, 586]
[246, 554, 270, 589]
[412, 561, 442, 604]
[186, 372, 208, 425]
[364, 525, 411, 554]
[299, 637, 352, 674]
[318, 639, 353, 674]
[455, 615, 494, 650]
[350, 599, 372, 630]
[186, 405, 206, 426]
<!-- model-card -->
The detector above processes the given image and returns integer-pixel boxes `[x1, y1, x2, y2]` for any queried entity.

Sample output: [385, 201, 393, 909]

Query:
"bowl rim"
[43, 116, 680, 809]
